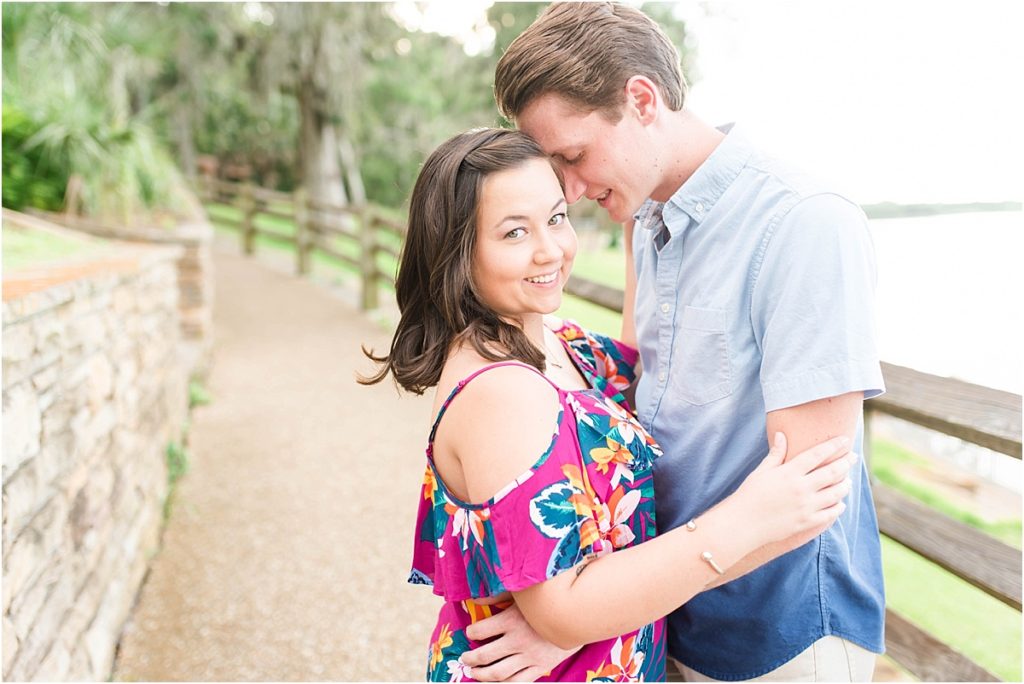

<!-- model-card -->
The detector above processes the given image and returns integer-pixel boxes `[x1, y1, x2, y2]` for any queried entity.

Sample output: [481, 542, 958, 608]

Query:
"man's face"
[517, 93, 657, 223]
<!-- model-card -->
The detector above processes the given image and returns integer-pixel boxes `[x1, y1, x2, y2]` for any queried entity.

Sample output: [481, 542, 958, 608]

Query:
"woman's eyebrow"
[492, 198, 566, 230]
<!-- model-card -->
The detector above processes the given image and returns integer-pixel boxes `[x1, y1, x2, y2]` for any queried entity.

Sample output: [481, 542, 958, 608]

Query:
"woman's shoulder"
[433, 351, 564, 504]
[436, 346, 556, 406]
[438, 352, 561, 432]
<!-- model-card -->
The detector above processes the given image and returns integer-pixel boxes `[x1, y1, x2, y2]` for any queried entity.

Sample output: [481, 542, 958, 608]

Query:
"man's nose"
[563, 169, 586, 204]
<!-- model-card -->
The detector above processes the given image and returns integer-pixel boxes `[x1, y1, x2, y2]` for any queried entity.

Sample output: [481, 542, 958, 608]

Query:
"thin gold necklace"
[544, 329, 566, 369]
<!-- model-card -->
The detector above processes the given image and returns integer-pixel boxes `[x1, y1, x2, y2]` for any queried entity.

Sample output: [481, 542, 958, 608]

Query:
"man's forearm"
[705, 392, 865, 590]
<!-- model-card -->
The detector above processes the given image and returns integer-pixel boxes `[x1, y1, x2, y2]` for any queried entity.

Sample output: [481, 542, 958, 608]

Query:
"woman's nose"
[533, 228, 562, 263]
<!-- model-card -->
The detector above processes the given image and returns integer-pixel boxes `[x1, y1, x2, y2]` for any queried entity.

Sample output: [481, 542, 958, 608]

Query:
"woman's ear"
[624, 75, 660, 125]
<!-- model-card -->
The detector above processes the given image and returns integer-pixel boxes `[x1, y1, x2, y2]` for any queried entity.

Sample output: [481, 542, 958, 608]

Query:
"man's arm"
[705, 391, 864, 589]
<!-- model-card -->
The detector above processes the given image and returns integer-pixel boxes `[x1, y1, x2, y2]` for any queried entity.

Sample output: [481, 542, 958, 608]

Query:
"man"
[458, 3, 885, 681]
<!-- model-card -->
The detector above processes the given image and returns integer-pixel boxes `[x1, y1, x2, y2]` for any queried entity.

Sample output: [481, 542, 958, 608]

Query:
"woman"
[361, 128, 853, 681]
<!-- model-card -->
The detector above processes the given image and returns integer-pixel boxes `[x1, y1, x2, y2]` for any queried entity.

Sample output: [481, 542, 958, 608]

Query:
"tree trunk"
[174, 102, 197, 180]
[298, 80, 347, 227]
[336, 127, 366, 206]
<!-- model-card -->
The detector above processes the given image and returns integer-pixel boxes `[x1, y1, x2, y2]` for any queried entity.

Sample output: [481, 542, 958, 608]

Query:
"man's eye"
[565, 153, 584, 166]
[549, 213, 567, 226]
[505, 227, 525, 239]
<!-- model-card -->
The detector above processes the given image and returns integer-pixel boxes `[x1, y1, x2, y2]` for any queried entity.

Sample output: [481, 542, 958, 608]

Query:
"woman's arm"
[460, 435, 852, 679]
[509, 433, 851, 649]
[449, 376, 853, 651]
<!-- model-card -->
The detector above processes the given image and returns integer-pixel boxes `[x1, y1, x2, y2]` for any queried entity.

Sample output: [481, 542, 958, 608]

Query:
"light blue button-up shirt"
[632, 124, 886, 679]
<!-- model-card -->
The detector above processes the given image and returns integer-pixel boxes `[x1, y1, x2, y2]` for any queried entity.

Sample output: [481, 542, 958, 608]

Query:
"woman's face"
[472, 157, 577, 325]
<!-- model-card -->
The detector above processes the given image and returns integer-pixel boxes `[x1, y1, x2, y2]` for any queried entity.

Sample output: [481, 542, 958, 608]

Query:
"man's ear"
[624, 75, 660, 125]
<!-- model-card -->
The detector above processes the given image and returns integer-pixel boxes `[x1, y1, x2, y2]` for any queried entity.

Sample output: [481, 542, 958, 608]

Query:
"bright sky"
[404, 0, 1023, 205]
[675, 0, 1024, 204]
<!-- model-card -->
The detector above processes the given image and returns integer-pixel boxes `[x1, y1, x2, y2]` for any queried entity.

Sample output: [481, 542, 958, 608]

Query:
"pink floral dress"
[409, 321, 667, 682]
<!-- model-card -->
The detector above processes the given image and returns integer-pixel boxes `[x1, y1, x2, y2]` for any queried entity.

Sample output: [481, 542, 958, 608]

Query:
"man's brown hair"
[494, 2, 687, 123]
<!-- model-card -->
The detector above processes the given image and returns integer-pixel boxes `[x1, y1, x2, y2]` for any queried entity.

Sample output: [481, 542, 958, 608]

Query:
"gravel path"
[113, 245, 437, 681]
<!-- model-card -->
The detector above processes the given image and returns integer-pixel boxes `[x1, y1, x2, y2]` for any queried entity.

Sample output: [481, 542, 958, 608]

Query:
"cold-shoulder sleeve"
[409, 406, 601, 600]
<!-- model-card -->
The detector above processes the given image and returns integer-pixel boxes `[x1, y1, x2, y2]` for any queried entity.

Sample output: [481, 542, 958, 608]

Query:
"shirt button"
[695, 202, 705, 214]
[658, 371, 666, 382]
[660, 303, 670, 314]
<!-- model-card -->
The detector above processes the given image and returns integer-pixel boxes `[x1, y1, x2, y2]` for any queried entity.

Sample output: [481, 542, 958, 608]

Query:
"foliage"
[166, 440, 189, 486]
[188, 380, 213, 409]
[1, 103, 70, 211]
[2, 3, 201, 224]
[2, 2, 693, 218]
[163, 439, 189, 520]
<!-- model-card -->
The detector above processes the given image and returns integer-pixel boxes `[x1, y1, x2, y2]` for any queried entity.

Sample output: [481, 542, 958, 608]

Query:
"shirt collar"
[635, 123, 753, 232]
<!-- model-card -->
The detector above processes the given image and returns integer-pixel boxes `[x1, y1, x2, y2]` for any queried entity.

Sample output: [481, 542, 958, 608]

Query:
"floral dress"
[409, 321, 667, 682]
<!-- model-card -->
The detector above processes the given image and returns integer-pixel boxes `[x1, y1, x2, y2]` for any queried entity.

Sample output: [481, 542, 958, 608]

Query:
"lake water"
[869, 211, 1023, 394]
[868, 210, 1022, 492]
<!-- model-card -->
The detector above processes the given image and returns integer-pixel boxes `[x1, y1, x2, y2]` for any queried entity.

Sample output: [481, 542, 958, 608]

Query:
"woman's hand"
[730, 432, 855, 547]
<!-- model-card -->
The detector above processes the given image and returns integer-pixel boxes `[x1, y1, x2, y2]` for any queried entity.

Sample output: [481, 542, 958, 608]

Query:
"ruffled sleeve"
[409, 408, 597, 600]
[553, 319, 640, 409]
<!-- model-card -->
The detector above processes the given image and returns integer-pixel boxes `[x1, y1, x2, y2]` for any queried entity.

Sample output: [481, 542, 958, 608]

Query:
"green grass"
[882, 536, 1022, 680]
[1, 223, 107, 271]
[556, 294, 624, 339]
[556, 239, 627, 336]
[571, 241, 628, 289]
[870, 439, 1021, 679]
[872, 439, 1022, 548]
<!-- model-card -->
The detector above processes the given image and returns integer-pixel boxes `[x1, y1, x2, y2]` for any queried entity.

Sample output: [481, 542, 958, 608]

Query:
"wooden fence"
[197, 176, 404, 310]
[199, 176, 1022, 681]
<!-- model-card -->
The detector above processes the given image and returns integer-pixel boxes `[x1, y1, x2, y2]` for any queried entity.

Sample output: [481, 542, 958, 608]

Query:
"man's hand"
[460, 603, 580, 681]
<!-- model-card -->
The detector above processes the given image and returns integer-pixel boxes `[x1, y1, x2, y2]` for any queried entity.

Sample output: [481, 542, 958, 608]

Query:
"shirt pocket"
[671, 306, 733, 406]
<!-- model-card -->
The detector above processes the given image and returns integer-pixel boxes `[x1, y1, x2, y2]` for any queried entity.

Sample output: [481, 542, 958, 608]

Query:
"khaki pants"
[672, 636, 876, 682]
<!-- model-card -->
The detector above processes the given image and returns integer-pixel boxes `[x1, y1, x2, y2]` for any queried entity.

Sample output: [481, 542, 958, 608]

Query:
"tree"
[1, 3, 201, 224]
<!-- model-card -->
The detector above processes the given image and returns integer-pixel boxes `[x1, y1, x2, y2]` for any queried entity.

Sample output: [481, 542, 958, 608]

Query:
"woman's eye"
[549, 212, 567, 226]
[504, 227, 526, 239]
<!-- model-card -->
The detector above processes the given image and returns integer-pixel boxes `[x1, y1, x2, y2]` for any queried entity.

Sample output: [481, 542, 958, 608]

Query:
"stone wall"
[26, 210, 215, 378]
[2, 217, 189, 680]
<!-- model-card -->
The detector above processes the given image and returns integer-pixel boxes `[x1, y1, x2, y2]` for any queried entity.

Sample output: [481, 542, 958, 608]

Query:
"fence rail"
[199, 176, 1021, 682]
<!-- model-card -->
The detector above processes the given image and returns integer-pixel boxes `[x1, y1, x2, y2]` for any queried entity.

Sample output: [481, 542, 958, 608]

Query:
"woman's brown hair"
[360, 128, 559, 394]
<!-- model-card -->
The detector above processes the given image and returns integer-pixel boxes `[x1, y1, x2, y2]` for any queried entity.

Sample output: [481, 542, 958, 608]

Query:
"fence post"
[240, 181, 256, 255]
[294, 187, 310, 276]
[359, 207, 379, 310]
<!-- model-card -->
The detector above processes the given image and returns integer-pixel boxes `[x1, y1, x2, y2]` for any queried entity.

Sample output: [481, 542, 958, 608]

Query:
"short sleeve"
[752, 194, 885, 412]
